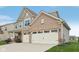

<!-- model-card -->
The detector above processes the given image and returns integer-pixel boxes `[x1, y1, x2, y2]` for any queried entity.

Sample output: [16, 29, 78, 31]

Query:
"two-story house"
[0, 7, 71, 45]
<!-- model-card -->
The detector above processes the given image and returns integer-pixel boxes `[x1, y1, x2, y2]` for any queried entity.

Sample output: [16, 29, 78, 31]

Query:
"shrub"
[14, 38, 22, 43]
[14, 36, 22, 43]
[5, 38, 12, 44]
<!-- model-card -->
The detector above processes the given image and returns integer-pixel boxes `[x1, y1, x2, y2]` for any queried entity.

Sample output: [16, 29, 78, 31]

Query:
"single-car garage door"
[22, 33, 29, 43]
[31, 30, 58, 44]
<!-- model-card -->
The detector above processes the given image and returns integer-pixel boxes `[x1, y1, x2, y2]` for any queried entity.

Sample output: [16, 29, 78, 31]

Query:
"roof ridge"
[25, 8, 37, 16]
[48, 10, 58, 13]
[0, 22, 15, 27]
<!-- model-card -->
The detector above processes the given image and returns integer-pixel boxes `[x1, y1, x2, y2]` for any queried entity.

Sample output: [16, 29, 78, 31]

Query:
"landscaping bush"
[5, 38, 12, 44]
[14, 36, 22, 43]
[14, 38, 22, 43]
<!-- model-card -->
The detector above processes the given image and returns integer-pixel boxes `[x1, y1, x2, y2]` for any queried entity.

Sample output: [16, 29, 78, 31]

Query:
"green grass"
[46, 42, 79, 52]
[0, 40, 7, 46]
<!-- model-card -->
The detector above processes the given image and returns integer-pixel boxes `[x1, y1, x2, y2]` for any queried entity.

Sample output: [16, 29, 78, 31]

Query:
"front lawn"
[46, 42, 79, 52]
[0, 40, 7, 46]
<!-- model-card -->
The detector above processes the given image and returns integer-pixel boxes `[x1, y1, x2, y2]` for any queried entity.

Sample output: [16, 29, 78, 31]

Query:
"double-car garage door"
[22, 30, 58, 44]
[31, 30, 58, 44]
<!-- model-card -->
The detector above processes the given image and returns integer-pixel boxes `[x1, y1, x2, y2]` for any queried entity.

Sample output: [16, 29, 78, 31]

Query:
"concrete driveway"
[0, 43, 55, 52]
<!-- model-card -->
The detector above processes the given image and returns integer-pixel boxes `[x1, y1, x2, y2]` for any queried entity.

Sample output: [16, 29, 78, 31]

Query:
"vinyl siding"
[0, 24, 15, 40]
[63, 26, 70, 43]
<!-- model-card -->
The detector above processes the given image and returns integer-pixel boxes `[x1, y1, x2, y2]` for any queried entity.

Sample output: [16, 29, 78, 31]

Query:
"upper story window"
[19, 22, 22, 28]
[25, 20, 30, 26]
[16, 22, 24, 29]
[24, 18, 31, 26]
[16, 18, 31, 28]
[15, 23, 20, 29]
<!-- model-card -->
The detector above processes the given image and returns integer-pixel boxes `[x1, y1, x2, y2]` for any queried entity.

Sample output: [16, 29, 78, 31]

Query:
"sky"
[0, 6, 79, 36]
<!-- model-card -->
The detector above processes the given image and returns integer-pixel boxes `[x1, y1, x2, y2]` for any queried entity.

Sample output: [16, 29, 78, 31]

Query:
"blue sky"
[0, 6, 79, 36]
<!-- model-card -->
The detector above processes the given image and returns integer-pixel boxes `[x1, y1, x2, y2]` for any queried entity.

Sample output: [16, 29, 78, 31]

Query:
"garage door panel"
[32, 32, 58, 44]
[50, 33, 58, 44]
[32, 33, 43, 43]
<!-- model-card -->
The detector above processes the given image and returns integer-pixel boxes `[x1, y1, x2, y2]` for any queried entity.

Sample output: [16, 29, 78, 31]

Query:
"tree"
[78, 37, 79, 42]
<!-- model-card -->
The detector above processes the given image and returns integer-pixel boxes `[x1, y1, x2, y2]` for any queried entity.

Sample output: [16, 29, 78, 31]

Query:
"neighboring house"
[0, 23, 15, 40]
[0, 7, 71, 45]
[70, 36, 79, 42]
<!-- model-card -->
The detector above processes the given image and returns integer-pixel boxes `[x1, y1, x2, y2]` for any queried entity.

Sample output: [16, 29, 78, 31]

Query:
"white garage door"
[32, 30, 58, 44]
[22, 34, 29, 43]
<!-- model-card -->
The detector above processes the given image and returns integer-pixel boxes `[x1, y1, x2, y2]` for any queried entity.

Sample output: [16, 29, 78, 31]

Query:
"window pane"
[25, 21, 27, 26]
[25, 20, 30, 26]
[38, 31, 43, 33]
[33, 32, 37, 34]
[44, 31, 49, 33]
[15, 26, 17, 28]
[51, 30, 57, 32]
[20, 25, 21, 27]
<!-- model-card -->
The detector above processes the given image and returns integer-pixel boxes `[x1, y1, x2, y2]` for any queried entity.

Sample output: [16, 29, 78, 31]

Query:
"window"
[18, 23, 22, 28]
[51, 30, 57, 32]
[25, 20, 30, 26]
[38, 31, 43, 33]
[5, 27, 7, 31]
[44, 31, 49, 33]
[28, 20, 30, 25]
[33, 32, 37, 34]
[41, 19, 44, 24]
[19, 25, 21, 27]
[25, 21, 28, 26]
[15, 26, 17, 29]
[0, 28, 3, 34]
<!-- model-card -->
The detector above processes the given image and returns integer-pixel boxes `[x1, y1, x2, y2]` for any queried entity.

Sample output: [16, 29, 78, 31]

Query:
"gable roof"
[30, 11, 71, 30]
[0, 7, 70, 30]
[17, 7, 37, 22]
[25, 8, 37, 16]
[48, 11, 60, 18]
[0, 22, 15, 27]
[30, 11, 58, 25]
